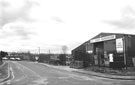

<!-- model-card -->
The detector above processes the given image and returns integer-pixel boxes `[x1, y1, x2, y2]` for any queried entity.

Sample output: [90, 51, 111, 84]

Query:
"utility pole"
[38, 47, 40, 55]
[48, 49, 51, 64]
[37, 47, 40, 61]
[48, 49, 50, 54]
[123, 35, 127, 69]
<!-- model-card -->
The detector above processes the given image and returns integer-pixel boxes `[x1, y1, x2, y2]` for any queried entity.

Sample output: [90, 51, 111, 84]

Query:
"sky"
[0, 0, 135, 54]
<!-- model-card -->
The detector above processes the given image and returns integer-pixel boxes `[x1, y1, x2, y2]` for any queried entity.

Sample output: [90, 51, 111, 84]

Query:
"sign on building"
[87, 50, 93, 54]
[50, 55, 59, 60]
[90, 35, 116, 43]
[116, 38, 123, 53]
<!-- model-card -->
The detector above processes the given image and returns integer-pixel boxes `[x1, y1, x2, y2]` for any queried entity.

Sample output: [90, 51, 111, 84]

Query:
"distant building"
[8, 52, 36, 61]
[38, 53, 71, 65]
[72, 32, 135, 69]
[38, 54, 59, 64]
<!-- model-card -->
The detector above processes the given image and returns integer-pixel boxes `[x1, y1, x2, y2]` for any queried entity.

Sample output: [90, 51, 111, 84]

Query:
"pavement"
[74, 69, 135, 80]
[41, 63, 135, 80]
[0, 62, 10, 82]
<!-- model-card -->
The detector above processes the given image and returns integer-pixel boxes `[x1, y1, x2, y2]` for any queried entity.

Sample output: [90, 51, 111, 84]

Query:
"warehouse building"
[72, 32, 135, 69]
[71, 42, 90, 68]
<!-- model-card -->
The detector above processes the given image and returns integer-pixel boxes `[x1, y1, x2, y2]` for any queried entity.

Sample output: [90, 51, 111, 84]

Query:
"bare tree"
[62, 45, 68, 54]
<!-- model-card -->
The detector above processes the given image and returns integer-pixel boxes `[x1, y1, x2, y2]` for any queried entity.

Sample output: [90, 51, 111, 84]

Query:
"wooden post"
[123, 35, 127, 69]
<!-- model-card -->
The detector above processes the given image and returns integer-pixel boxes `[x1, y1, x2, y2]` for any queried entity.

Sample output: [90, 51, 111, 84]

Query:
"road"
[1, 61, 135, 85]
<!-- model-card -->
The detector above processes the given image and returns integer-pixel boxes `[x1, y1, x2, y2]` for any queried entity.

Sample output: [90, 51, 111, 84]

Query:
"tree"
[58, 54, 66, 65]
[62, 45, 68, 54]
[0, 51, 8, 62]
[59, 45, 68, 65]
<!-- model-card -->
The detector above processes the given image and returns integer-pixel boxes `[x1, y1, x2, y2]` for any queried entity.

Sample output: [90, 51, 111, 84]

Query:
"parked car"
[2, 57, 8, 60]
[15, 58, 21, 61]
[10, 58, 15, 61]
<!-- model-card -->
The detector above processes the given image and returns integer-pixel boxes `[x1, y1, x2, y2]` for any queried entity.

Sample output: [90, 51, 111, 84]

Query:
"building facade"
[72, 42, 91, 68]
[72, 32, 135, 69]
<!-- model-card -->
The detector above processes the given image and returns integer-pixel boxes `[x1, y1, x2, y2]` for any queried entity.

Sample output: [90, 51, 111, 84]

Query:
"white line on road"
[0, 67, 15, 85]
[0, 62, 5, 68]
[0, 63, 10, 83]
[9, 61, 48, 85]
[11, 61, 42, 78]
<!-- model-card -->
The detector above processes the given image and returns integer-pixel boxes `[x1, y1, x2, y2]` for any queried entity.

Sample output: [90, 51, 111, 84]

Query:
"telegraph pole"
[48, 49, 51, 64]
[38, 47, 40, 55]
[123, 35, 127, 69]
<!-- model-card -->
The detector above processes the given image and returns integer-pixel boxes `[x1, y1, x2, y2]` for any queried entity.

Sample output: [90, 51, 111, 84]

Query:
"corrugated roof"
[90, 32, 135, 40]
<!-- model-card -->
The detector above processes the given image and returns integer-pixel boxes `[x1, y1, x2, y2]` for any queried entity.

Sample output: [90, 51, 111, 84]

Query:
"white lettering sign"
[90, 35, 116, 43]
[87, 50, 93, 53]
[90, 38, 101, 43]
[116, 38, 123, 53]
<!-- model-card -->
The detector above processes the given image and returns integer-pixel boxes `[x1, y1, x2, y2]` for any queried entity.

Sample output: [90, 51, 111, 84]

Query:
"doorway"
[94, 42, 104, 66]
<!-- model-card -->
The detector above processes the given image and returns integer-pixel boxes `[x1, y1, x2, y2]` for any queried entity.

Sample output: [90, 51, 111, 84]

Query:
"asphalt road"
[1, 61, 135, 85]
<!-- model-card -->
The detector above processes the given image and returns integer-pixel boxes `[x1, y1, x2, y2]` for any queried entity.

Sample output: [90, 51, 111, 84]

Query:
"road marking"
[0, 62, 5, 68]
[0, 63, 10, 83]
[6, 67, 15, 84]
[8, 61, 48, 84]
[0, 67, 15, 85]
[32, 78, 48, 85]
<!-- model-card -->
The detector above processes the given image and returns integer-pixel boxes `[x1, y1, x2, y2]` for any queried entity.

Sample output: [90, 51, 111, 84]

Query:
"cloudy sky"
[0, 0, 135, 53]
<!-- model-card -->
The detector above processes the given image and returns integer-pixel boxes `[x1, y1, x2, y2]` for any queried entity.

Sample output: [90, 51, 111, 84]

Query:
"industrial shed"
[72, 32, 135, 69]
[71, 42, 91, 68]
